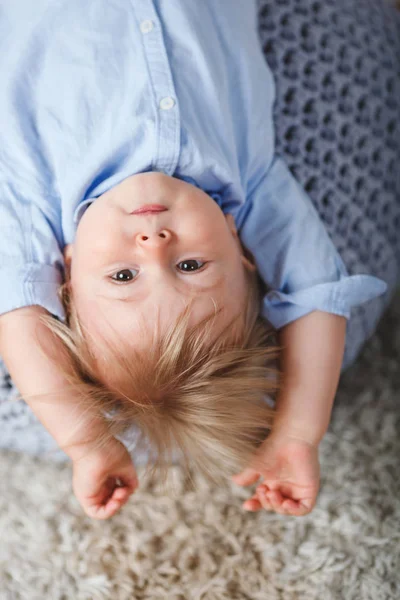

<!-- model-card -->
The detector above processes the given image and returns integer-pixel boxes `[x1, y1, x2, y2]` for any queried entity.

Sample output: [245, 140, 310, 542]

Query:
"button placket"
[132, 1, 180, 175]
[159, 96, 176, 110]
[140, 19, 154, 34]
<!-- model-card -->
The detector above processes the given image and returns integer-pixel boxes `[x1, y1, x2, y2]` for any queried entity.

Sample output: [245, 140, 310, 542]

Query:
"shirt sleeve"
[238, 154, 388, 330]
[0, 180, 66, 320]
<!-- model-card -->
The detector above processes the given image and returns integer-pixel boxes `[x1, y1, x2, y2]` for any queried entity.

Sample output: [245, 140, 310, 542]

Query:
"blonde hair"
[40, 261, 282, 488]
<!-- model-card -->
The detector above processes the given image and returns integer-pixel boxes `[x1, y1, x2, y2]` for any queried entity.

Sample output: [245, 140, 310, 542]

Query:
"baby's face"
[68, 172, 254, 352]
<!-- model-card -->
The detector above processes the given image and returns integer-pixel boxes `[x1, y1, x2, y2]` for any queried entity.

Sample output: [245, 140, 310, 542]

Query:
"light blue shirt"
[0, 0, 387, 329]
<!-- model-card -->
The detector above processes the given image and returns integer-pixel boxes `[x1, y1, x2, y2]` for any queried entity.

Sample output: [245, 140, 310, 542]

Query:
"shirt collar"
[73, 198, 93, 225]
[173, 173, 225, 208]
[73, 171, 225, 226]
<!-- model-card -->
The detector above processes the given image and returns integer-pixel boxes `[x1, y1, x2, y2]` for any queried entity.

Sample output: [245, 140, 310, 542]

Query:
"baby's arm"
[0, 306, 110, 459]
[274, 310, 347, 445]
[233, 310, 346, 515]
[0, 306, 138, 519]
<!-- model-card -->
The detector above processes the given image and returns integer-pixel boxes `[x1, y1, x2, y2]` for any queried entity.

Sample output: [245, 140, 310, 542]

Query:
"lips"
[131, 204, 168, 215]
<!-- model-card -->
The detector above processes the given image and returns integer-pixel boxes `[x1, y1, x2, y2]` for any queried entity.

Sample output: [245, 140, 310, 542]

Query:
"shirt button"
[159, 96, 176, 110]
[140, 20, 154, 34]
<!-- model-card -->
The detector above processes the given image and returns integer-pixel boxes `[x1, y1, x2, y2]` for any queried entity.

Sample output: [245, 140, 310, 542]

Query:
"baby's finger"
[283, 498, 314, 516]
[85, 494, 127, 520]
[281, 498, 307, 515]
[242, 498, 263, 511]
[106, 500, 121, 514]
[265, 489, 287, 514]
[256, 488, 273, 511]
[231, 468, 260, 487]
[112, 487, 130, 501]
[85, 503, 116, 520]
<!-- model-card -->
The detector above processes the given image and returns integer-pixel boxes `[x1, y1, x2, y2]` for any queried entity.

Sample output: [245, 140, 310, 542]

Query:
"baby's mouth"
[131, 204, 168, 215]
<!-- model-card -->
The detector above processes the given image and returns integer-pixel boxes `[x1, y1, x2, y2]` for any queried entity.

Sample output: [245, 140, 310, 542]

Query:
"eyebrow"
[97, 275, 226, 303]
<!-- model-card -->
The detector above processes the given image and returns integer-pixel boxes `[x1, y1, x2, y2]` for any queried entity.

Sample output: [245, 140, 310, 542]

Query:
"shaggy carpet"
[0, 292, 399, 600]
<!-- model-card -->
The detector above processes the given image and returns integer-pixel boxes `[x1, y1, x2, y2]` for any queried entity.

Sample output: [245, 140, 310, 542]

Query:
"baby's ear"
[241, 253, 257, 273]
[63, 244, 73, 278]
[64, 244, 73, 262]
[225, 214, 257, 273]
[225, 213, 238, 237]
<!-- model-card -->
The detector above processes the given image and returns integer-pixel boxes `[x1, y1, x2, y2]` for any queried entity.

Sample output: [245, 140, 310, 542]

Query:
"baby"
[0, 170, 337, 520]
[0, 0, 387, 519]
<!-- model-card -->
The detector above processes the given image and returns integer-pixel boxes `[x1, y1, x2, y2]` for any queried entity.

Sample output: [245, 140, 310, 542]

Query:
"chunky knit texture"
[258, 0, 400, 371]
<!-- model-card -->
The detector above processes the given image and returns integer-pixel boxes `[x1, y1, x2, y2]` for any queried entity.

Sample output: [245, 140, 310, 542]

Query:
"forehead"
[77, 283, 246, 351]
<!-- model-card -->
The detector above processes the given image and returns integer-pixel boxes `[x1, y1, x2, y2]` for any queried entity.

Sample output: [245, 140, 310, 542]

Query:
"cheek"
[186, 216, 231, 250]
[75, 217, 126, 263]
[226, 261, 249, 299]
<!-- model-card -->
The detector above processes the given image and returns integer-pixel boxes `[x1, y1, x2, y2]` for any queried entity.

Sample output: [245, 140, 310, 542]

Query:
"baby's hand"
[72, 438, 139, 520]
[231, 431, 320, 516]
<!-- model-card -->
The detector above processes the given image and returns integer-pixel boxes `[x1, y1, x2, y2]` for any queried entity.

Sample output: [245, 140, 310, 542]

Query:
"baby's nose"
[136, 229, 173, 248]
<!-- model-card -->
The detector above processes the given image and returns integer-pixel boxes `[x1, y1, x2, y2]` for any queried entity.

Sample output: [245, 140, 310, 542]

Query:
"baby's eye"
[110, 268, 138, 283]
[177, 260, 206, 272]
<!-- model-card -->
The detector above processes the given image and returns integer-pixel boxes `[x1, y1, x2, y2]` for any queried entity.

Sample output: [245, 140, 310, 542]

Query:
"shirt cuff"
[0, 264, 65, 321]
[262, 274, 388, 330]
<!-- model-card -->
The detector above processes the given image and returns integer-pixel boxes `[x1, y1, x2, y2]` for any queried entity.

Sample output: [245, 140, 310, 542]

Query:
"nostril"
[140, 233, 168, 241]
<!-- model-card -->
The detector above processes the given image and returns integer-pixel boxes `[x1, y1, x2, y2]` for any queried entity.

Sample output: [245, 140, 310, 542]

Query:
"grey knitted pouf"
[257, 0, 400, 370]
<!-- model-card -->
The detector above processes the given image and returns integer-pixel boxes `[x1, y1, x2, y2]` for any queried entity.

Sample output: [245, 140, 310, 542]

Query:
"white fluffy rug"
[1, 294, 400, 600]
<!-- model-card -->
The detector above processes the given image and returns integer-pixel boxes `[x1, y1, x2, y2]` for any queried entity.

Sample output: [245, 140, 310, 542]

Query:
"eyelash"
[109, 260, 208, 284]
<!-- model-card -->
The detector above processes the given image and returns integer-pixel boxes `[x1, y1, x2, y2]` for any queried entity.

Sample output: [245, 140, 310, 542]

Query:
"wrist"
[272, 413, 326, 447]
[68, 434, 121, 464]
[64, 431, 111, 462]
[57, 412, 113, 461]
